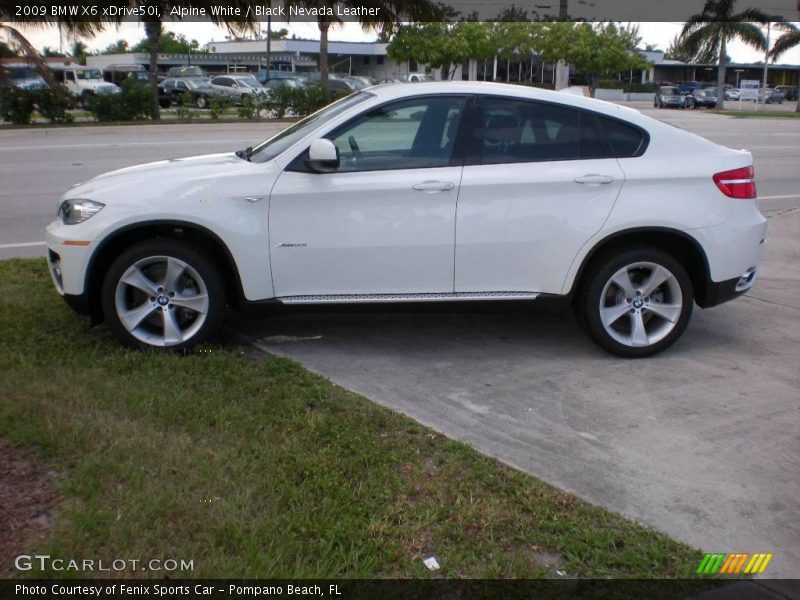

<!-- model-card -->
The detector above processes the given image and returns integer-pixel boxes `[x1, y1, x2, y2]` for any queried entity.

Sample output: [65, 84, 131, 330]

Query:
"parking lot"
[1, 109, 798, 578]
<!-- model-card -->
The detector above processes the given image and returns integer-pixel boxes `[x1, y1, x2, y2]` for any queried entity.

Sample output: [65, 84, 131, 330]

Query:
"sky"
[11, 21, 800, 65]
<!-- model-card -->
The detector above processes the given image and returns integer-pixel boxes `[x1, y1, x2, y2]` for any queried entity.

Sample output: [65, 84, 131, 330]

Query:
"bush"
[237, 94, 258, 119]
[87, 80, 153, 122]
[175, 93, 195, 120]
[0, 86, 36, 124]
[263, 87, 293, 118]
[34, 87, 74, 124]
[208, 95, 231, 119]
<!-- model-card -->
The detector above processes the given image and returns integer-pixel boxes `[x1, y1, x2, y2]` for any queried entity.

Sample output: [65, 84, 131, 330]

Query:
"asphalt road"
[2, 111, 799, 580]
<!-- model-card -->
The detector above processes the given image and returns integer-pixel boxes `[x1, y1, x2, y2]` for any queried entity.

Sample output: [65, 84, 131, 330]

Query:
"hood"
[81, 80, 119, 94]
[62, 153, 278, 210]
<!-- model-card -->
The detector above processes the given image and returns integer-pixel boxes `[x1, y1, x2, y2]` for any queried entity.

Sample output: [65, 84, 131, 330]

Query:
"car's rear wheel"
[576, 247, 693, 358]
[101, 240, 226, 350]
[196, 95, 208, 109]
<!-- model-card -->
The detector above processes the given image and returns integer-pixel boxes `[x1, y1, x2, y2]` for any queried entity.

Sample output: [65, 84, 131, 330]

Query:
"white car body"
[49, 65, 119, 100]
[46, 82, 767, 355]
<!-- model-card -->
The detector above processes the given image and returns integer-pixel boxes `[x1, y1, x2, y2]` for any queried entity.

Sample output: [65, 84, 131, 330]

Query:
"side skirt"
[277, 292, 540, 305]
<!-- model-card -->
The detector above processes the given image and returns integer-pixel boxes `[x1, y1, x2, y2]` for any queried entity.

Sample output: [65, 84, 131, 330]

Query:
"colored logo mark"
[697, 553, 773, 575]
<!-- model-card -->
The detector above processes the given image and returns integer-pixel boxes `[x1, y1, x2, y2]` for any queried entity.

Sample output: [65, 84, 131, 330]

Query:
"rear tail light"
[713, 166, 756, 199]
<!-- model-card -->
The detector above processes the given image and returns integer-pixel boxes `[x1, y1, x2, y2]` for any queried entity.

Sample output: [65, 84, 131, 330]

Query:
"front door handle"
[412, 180, 455, 193]
[574, 174, 614, 185]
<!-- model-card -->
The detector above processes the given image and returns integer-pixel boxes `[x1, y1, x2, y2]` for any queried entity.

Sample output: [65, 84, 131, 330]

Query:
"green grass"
[712, 109, 800, 118]
[0, 259, 704, 579]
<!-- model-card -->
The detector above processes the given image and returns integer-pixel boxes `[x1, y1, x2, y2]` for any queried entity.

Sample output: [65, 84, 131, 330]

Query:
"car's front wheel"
[577, 247, 693, 358]
[196, 95, 208, 109]
[101, 240, 226, 350]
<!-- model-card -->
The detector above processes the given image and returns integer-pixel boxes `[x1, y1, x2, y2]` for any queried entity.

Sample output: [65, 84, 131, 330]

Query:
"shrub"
[175, 93, 195, 120]
[237, 94, 258, 119]
[263, 87, 293, 118]
[0, 86, 36, 124]
[208, 95, 231, 119]
[34, 87, 74, 124]
[87, 80, 153, 122]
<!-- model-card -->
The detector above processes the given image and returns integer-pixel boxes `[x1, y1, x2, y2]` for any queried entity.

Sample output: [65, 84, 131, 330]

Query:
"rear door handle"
[574, 174, 614, 185]
[412, 180, 455, 193]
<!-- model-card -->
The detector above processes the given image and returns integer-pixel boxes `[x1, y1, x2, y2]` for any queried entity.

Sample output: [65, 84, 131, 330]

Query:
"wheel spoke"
[121, 267, 159, 295]
[120, 302, 156, 331]
[163, 257, 186, 292]
[162, 309, 184, 345]
[630, 312, 649, 347]
[171, 292, 208, 314]
[640, 265, 671, 297]
[601, 302, 630, 328]
[611, 269, 637, 298]
[646, 301, 681, 323]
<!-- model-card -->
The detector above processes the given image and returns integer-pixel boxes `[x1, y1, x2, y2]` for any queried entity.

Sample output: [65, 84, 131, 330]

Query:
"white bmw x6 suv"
[46, 82, 766, 357]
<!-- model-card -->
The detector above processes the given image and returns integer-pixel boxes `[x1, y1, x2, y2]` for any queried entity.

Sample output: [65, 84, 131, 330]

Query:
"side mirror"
[308, 139, 340, 173]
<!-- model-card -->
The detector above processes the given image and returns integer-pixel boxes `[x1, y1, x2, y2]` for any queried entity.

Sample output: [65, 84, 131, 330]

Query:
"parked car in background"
[757, 88, 784, 104]
[166, 65, 206, 79]
[209, 75, 267, 104]
[678, 81, 705, 95]
[692, 88, 718, 108]
[103, 64, 149, 87]
[3, 64, 48, 91]
[49, 65, 119, 108]
[46, 82, 766, 357]
[774, 85, 798, 101]
[345, 76, 378, 90]
[380, 77, 407, 84]
[407, 73, 432, 82]
[725, 88, 741, 100]
[159, 77, 237, 108]
[655, 86, 693, 109]
[264, 77, 307, 93]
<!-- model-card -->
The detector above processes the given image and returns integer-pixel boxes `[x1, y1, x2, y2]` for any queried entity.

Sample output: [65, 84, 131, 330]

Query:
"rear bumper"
[699, 273, 754, 308]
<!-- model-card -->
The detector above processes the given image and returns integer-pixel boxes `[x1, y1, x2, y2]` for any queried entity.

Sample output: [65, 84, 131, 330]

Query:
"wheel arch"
[567, 227, 714, 307]
[85, 220, 245, 324]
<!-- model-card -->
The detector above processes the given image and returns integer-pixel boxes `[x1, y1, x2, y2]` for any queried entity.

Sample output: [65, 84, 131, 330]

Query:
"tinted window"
[475, 98, 585, 164]
[326, 96, 466, 172]
[597, 116, 646, 158]
[212, 77, 232, 87]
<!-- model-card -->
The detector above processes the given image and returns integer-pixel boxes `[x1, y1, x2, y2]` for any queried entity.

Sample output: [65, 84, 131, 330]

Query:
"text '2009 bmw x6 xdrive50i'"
[46, 82, 766, 357]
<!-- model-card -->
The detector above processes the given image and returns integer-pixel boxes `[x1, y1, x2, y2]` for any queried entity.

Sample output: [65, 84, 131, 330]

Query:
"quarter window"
[325, 96, 466, 172]
[597, 116, 646, 157]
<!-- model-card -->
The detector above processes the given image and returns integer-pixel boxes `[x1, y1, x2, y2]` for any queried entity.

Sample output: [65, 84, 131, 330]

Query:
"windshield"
[661, 88, 678, 95]
[186, 79, 211, 90]
[249, 92, 372, 163]
[10, 66, 39, 80]
[77, 69, 102, 80]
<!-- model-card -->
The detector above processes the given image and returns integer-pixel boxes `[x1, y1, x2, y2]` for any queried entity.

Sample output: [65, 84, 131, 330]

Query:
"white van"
[49, 65, 120, 107]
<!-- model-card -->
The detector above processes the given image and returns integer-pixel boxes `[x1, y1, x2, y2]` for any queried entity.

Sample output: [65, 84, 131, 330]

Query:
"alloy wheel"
[114, 255, 209, 347]
[598, 261, 683, 348]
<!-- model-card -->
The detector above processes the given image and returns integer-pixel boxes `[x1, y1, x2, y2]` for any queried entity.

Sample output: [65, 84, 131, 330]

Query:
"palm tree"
[769, 22, 800, 112]
[682, 0, 770, 109]
[301, 0, 444, 98]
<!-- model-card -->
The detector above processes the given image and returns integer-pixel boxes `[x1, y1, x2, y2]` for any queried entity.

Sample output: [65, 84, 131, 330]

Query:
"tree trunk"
[318, 20, 330, 99]
[144, 20, 162, 120]
[716, 36, 727, 110]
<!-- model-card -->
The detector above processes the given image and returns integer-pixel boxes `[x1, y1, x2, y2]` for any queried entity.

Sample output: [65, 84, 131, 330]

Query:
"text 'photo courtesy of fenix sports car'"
[46, 82, 766, 358]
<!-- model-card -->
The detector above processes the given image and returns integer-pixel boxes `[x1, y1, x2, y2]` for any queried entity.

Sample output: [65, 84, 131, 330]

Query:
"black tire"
[101, 239, 226, 351]
[80, 92, 93, 110]
[575, 247, 694, 358]
[196, 95, 208, 109]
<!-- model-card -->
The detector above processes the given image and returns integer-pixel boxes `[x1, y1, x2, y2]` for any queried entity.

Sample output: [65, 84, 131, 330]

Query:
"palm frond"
[0, 24, 59, 90]
[769, 27, 800, 60]
[727, 21, 767, 50]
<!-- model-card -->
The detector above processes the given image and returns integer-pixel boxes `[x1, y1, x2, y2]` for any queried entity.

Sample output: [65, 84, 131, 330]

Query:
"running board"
[277, 292, 540, 305]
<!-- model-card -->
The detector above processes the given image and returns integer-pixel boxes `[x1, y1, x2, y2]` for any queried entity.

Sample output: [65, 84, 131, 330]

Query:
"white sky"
[11, 21, 800, 65]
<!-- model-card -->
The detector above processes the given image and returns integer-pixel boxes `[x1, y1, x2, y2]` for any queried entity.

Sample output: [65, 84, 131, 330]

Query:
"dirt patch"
[0, 441, 60, 576]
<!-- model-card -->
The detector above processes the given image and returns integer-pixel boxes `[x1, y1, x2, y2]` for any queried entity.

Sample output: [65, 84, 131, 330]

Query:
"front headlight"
[58, 199, 104, 225]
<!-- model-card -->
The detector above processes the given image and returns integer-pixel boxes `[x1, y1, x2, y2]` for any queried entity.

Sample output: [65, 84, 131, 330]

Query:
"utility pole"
[265, 16, 272, 81]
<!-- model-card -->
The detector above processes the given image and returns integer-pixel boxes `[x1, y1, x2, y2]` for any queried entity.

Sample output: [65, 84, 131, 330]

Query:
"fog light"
[735, 267, 757, 292]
